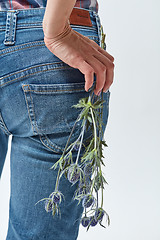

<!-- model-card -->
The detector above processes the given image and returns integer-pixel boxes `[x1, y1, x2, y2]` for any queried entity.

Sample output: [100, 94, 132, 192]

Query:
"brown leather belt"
[69, 8, 92, 27]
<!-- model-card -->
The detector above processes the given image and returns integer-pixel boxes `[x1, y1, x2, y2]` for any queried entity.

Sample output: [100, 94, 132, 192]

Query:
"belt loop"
[99, 25, 106, 50]
[93, 12, 101, 46]
[3, 10, 19, 46]
[93, 12, 107, 50]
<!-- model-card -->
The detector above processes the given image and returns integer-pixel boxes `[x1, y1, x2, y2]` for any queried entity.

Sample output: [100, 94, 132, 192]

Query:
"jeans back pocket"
[22, 82, 93, 154]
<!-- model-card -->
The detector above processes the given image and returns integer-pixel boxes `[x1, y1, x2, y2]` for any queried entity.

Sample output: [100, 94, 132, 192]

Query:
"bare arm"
[42, 0, 76, 38]
[42, 0, 114, 95]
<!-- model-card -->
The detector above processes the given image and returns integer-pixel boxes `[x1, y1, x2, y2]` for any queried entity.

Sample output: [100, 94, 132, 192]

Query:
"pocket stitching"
[22, 85, 40, 135]
[22, 82, 88, 153]
[0, 112, 12, 135]
[40, 135, 63, 153]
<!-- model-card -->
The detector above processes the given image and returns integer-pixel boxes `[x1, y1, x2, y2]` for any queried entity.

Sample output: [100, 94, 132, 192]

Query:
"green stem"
[69, 129, 83, 152]
[90, 107, 97, 149]
[89, 104, 98, 195]
[54, 91, 93, 191]
[90, 167, 97, 194]
[96, 166, 99, 208]
[75, 118, 86, 165]
[99, 167, 104, 208]
[55, 168, 61, 191]
[60, 108, 84, 159]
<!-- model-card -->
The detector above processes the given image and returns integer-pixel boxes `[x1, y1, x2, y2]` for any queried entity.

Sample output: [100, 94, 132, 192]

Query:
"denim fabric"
[0, 7, 110, 240]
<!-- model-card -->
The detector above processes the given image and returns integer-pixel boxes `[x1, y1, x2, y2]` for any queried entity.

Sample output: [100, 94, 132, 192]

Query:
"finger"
[74, 31, 114, 62]
[90, 50, 115, 93]
[85, 55, 107, 95]
[97, 46, 114, 62]
[102, 67, 114, 92]
[88, 39, 114, 62]
[72, 58, 94, 92]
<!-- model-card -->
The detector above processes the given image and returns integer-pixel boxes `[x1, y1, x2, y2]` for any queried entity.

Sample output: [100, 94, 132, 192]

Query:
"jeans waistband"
[0, 7, 101, 29]
[0, 7, 102, 46]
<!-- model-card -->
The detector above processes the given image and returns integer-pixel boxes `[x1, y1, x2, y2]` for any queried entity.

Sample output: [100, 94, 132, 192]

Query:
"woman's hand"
[43, 21, 114, 96]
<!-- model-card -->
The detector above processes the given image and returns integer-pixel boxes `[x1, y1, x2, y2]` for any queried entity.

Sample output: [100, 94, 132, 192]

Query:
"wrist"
[43, 20, 72, 47]
[43, 19, 71, 39]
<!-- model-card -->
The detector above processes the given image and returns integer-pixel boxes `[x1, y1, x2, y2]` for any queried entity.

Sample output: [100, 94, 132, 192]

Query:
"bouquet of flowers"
[35, 25, 110, 231]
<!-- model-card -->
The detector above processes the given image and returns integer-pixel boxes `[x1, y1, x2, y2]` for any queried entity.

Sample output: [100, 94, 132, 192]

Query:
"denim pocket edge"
[22, 81, 93, 154]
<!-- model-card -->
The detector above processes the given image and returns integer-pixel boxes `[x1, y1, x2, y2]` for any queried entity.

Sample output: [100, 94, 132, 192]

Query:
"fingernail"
[97, 90, 102, 96]
[104, 88, 109, 93]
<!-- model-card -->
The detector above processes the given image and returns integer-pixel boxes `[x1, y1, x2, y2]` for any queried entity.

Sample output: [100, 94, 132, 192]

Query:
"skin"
[42, 0, 115, 96]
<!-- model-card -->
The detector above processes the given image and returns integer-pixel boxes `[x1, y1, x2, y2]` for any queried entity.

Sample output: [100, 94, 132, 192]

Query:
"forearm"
[43, 0, 76, 38]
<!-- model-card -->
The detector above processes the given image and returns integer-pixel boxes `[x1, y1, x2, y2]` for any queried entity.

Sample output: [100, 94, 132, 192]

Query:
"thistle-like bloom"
[81, 216, 90, 227]
[67, 164, 81, 184]
[49, 191, 64, 205]
[82, 194, 95, 208]
[44, 199, 53, 212]
[84, 163, 93, 176]
[89, 216, 98, 226]
[94, 208, 105, 222]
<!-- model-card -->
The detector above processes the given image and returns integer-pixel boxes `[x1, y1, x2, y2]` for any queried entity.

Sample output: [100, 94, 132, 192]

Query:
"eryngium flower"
[67, 164, 80, 184]
[84, 163, 93, 176]
[44, 199, 53, 212]
[52, 193, 60, 204]
[95, 208, 105, 221]
[82, 194, 95, 208]
[81, 216, 90, 227]
[89, 216, 98, 226]
[49, 191, 64, 205]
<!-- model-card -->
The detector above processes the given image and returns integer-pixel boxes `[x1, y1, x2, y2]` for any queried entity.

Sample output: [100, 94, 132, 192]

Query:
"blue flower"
[89, 216, 98, 226]
[81, 216, 90, 227]
[67, 164, 80, 184]
[44, 199, 53, 212]
[95, 208, 105, 221]
[52, 193, 61, 204]
[82, 194, 95, 208]
[84, 163, 93, 176]
[49, 191, 64, 205]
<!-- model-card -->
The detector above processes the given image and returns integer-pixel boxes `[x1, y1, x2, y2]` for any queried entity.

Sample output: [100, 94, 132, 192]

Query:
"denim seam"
[71, 25, 97, 31]
[40, 136, 61, 153]
[0, 66, 71, 87]
[40, 135, 63, 153]
[0, 124, 10, 136]
[22, 87, 36, 135]
[0, 43, 45, 56]
[28, 87, 41, 136]
[0, 112, 12, 135]
[0, 40, 44, 54]
[22, 88, 85, 93]
[0, 60, 66, 79]
[22, 85, 39, 135]
[22, 82, 86, 88]
[44, 135, 64, 151]
[0, 25, 98, 31]
[0, 36, 98, 56]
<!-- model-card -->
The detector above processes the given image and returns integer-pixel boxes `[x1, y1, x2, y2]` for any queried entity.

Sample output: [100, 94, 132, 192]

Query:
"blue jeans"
[0, 7, 110, 240]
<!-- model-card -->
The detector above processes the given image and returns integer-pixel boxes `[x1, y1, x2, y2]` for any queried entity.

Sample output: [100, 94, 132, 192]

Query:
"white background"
[0, 0, 160, 239]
